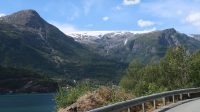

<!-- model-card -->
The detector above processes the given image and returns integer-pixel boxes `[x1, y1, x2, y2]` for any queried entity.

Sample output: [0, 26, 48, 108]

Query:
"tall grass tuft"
[55, 82, 94, 109]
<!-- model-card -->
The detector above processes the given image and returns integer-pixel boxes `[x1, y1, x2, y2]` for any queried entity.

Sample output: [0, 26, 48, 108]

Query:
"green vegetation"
[56, 46, 200, 111]
[2, 10, 200, 85]
[55, 83, 94, 108]
[120, 46, 200, 96]
[55, 83, 134, 110]
[0, 66, 58, 94]
[0, 22, 125, 82]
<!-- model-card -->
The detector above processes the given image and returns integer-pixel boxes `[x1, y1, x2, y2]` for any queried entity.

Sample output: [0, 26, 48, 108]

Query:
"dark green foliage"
[0, 21, 126, 82]
[120, 46, 200, 96]
[159, 47, 191, 89]
[119, 60, 144, 91]
[2, 10, 200, 85]
[0, 65, 58, 94]
[190, 50, 200, 86]
[54, 87, 69, 109]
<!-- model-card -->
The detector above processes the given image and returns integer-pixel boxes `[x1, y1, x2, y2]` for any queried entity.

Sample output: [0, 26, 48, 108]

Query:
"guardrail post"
[153, 100, 156, 109]
[128, 107, 131, 112]
[142, 103, 145, 112]
[180, 94, 183, 100]
[188, 93, 190, 98]
[163, 97, 166, 106]
[172, 95, 175, 103]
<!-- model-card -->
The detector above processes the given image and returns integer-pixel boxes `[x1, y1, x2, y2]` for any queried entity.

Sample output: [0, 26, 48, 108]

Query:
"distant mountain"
[0, 10, 47, 29]
[191, 34, 200, 41]
[0, 10, 124, 81]
[1, 9, 200, 85]
[0, 10, 89, 74]
[69, 28, 200, 63]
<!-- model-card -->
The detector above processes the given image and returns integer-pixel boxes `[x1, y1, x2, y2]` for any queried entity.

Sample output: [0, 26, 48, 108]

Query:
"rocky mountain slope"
[1, 9, 200, 84]
[69, 29, 200, 63]
[0, 10, 124, 81]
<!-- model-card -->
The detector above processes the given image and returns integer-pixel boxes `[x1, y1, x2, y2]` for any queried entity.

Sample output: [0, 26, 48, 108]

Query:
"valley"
[0, 10, 200, 94]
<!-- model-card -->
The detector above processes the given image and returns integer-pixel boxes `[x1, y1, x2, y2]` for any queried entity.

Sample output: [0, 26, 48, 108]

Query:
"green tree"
[119, 60, 144, 91]
[190, 50, 200, 86]
[120, 46, 196, 96]
[160, 46, 191, 89]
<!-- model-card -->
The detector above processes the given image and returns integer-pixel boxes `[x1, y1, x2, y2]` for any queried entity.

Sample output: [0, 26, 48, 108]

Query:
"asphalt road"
[155, 98, 200, 112]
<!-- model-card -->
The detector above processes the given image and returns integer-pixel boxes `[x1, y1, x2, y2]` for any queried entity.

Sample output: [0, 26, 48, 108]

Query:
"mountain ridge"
[0, 9, 125, 82]
[1, 9, 200, 83]
[69, 28, 200, 63]
[0, 9, 46, 29]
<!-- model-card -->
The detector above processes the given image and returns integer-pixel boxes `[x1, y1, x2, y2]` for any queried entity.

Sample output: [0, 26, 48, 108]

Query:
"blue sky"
[0, 0, 200, 34]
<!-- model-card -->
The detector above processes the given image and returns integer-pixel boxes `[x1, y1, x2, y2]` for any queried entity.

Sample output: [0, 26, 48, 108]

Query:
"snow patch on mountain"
[124, 39, 128, 45]
[66, 30, 155, 39]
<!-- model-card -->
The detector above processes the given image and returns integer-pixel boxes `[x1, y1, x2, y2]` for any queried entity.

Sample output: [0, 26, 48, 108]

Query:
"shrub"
[120, 46, 200, 96]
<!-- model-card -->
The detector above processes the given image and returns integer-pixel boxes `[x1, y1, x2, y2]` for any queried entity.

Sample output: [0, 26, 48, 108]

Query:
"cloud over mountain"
[186, 12, 200, 30]
[123, 0, 140, 5]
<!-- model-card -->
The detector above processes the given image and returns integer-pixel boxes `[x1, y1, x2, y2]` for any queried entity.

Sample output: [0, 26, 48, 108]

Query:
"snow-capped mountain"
[67, 28, 200, 63]
[67, 30, 154, 40]
[67, 30, 155, 49]
[67, 31, 144, 54]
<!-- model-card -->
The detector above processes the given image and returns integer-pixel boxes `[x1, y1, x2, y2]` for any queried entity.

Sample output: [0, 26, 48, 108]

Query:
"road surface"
[155, 98, 200, 112]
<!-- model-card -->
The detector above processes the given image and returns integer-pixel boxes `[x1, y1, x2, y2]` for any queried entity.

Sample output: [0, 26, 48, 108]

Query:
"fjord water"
[0, 93, 55, 112]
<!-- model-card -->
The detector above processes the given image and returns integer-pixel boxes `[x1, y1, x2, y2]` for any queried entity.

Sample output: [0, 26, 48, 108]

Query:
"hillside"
[1, 10, 200, 84]
[0, 10, 125, 81]
[69, 29, 200, 63]
[0, 66, 58, 94]
[192, 34, 200, 41]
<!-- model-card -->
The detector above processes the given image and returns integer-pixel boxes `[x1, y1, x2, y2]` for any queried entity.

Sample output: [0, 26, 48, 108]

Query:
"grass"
[54, 82, 95, 109]
[55, 83, 134, 111]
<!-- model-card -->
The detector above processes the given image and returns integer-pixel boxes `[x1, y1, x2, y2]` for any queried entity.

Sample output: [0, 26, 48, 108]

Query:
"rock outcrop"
[58, 87, 112, 112]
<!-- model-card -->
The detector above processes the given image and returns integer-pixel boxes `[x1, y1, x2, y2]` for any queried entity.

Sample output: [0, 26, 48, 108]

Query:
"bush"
[120, 46, 200, 96]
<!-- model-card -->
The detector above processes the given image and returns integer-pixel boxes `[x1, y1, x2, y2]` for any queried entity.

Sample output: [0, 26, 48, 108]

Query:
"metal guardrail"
[88, 87, 200, 112]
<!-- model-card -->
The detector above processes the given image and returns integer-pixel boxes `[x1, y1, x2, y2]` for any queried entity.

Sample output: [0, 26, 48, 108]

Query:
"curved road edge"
[154, 97, 200, 112]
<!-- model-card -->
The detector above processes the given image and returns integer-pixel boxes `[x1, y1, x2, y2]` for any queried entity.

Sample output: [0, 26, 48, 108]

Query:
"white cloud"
[102, 16, 109, 21]
[123, 0, 140, 5]
[140, 0, 200, 19]
[51, 22, 78, 34]
[185, 12, 200, 30]
[0, 13, 6, 17]
[137, 19, 155, 27]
